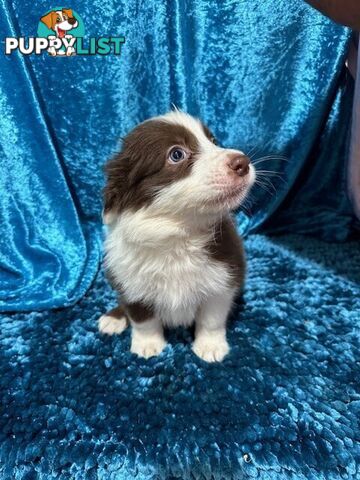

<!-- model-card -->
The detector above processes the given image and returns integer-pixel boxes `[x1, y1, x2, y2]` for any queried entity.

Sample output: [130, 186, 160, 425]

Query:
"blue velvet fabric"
[0, 0, 356, 312]
[1, 3, 360, 477]
[1, 234, 360, 479]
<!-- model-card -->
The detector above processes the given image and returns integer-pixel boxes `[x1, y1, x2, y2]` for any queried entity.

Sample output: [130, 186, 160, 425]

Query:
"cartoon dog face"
[40, 9, 78, 38]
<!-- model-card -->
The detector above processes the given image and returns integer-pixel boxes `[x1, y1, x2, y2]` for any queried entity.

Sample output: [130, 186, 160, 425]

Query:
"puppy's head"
[40, 9, 78, 37]
[104, 111, 255, 224]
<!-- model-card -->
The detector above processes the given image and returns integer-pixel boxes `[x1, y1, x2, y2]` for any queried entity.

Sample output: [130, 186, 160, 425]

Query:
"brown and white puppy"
[40, 9, 78, 56]
[99, 111, 255, 362]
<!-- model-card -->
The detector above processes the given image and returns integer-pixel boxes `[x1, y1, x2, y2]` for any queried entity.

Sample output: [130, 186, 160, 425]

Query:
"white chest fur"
[104, 209, 232, 327]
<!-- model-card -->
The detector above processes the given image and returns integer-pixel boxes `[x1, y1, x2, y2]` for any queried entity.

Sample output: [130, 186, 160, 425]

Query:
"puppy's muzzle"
[227, 154, 250, 177]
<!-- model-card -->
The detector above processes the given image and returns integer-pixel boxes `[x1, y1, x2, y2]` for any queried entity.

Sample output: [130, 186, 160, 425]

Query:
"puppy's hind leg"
[98, 305, 128, 335]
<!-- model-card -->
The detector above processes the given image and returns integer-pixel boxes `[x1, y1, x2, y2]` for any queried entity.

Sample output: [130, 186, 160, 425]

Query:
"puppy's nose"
[227, 154, 250, 177]
[68, 17, 77, 25]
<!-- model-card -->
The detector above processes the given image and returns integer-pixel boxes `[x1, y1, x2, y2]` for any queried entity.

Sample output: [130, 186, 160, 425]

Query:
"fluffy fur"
[99, 111, 256, 361]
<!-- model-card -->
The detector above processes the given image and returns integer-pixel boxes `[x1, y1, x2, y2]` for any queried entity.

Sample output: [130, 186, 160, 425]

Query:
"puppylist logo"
[5, 8, 125, 57]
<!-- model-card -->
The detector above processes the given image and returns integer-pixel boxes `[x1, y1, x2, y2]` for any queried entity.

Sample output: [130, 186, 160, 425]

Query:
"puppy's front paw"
[99, 314, 127, 335]
[192, 336, 229, 362]
[131, 336, 166, 359]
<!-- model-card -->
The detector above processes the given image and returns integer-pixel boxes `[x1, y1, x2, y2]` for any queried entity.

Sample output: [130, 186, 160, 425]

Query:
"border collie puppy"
[99, 111, 255, 362]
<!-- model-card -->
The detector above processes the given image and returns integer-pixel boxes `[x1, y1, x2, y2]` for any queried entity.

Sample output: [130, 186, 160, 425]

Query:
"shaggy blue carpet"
[1, 234, 360, 480]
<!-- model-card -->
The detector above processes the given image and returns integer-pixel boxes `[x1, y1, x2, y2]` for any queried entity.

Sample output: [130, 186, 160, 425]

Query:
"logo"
[5, 7, 125, 57]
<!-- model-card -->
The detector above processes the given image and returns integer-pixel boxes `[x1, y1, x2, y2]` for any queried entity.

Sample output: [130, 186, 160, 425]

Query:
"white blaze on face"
[54, 10, 78, 36]
[151, 110, 256, 215]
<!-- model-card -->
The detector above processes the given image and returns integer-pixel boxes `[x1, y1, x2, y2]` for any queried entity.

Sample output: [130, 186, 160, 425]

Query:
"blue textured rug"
[1, 234, 360, 480]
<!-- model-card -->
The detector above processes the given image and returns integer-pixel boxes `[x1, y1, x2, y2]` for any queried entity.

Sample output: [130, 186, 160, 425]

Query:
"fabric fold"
[0, 3, 101, 311]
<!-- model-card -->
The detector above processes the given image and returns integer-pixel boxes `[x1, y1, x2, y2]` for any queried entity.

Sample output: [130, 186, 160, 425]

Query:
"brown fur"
[105, 305, 127, 320]
[124, 302, 154, 323]
[103, 120, 201, 216]
[207, 217, 245, 288]
[105, 302, 153, 324]
[201, 122, 217, 145]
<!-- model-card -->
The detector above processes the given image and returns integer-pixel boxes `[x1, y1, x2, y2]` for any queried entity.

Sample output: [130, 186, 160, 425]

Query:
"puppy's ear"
[62, 8, 73, 18]
[103, 152, 130, 224]
[40, 11, 57, 30]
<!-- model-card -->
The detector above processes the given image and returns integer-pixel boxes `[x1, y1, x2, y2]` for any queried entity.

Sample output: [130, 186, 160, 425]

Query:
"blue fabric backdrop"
[0, 0, 356, 312]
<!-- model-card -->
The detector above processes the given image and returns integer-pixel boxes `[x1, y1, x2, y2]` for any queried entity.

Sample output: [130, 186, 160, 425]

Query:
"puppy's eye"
[211, 137, 217, 145]
[56, 16, 61, 22]
[168, 147, 188, 164]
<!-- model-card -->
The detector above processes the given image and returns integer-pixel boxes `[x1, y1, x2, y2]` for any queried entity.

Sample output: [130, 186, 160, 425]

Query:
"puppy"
[99, 111, 255, 362]
[40, 9, 78, 56]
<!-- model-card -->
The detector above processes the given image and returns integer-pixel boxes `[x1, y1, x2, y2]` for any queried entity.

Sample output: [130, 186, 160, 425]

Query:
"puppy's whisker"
[255, 184, 275, 197]
[256, 175, 278, 190]
[255, 169, 285, 178]
[256, 172, 287, 185]
[253, 154, 288, 159]
[254, 153, 288, 160]
[238, 202, 252, 217]
[246, 146, 259, 159]
[252, 156, 289, 166]
[243, 190, 256, 205]
[254, 179, 277, 197]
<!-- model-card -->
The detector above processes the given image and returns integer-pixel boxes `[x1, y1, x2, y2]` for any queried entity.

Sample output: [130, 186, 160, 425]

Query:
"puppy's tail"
[98, 305, 129, 335]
